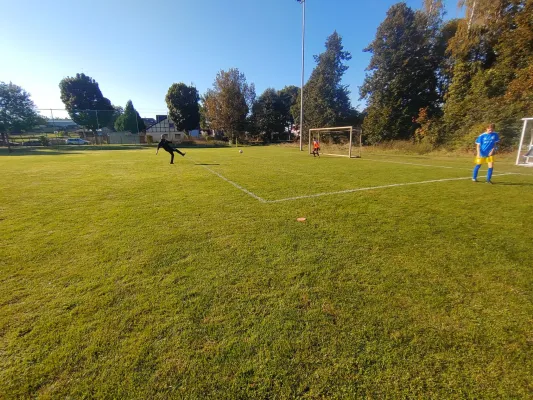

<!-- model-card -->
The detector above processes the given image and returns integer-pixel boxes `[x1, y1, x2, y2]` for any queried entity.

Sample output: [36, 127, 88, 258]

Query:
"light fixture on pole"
[297, 0, 306, 151]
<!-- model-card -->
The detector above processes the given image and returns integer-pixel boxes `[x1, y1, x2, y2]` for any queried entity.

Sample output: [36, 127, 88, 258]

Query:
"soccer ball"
[239, 150, 243, 154]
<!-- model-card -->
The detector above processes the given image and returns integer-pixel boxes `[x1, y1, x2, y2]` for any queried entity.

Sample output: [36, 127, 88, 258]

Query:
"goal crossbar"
[309, 126, 361, 158]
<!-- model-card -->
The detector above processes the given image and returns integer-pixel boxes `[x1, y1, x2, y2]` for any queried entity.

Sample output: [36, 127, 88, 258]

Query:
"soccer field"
[1, 145, 532, 398]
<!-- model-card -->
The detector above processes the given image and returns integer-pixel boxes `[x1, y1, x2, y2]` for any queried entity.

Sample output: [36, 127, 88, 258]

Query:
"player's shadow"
[194, 163, 220, 166]
[495, 182, 533, 186]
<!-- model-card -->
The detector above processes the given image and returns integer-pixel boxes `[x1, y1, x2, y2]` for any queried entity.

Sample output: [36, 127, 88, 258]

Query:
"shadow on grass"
[495, 182, 533, 186]
[194, 163, 221, 166]
[0, 145, 148, 156]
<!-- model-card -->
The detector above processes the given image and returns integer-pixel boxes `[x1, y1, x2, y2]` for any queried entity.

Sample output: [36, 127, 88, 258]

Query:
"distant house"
[142, 118, 156, 129]
[40, 119, 79, 133]
[144, 115, 200, 143]
[188, 129, 201, 138]
[144, 116, 183, 142]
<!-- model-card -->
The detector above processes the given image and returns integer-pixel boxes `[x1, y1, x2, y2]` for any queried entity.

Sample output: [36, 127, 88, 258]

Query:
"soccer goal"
[308, 126, 362, 158]
[516, 117, 533, 167]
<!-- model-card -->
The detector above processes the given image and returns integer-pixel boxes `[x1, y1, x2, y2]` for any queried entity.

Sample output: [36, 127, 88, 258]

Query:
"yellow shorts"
[475, 156, 494, 164]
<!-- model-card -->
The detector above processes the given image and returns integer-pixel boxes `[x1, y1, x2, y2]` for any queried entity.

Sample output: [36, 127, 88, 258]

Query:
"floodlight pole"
[95, 110, 100, 145]
[299, 0, 306, 151]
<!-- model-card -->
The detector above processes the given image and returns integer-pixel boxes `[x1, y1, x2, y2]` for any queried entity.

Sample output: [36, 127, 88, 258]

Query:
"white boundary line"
[267, 173, 514, 203]
[362, 156, 533, 176]
[201, 165, 267, 203]
[186, 154, 521, 204]
[363, 157, 461, 169]
[185, 156, 267, 203]
[315, 153, 533, 177]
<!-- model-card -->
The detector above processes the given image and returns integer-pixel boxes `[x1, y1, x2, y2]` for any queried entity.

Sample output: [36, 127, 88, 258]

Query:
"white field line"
[322, 153, 349, 158]
[362, 157, 468, 170]
[186, 156, 267, 203]
[186, 153, 523, 204]
[203, 166, 267, 203]
[362, 156, 533, 176]
[267, 173, 514, 204]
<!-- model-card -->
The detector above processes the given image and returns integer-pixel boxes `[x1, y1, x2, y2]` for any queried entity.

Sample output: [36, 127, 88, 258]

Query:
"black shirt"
[157, 139, 174, 152]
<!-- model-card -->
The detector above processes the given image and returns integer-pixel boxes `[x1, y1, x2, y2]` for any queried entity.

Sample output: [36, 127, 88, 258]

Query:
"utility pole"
[297, 0, 306, 151]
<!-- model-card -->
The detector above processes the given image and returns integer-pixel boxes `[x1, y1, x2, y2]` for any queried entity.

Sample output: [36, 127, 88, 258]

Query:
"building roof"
[46, 119, 78, 126]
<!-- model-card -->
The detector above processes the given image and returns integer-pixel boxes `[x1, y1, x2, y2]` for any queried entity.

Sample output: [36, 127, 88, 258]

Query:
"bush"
[39, 136, 50, 146]
[371, 140, 435, 155]
[147, 135, 154, 144]
[450, 123, 487, 153]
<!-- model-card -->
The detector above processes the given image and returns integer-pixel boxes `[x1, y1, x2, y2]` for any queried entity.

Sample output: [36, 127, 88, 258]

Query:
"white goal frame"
[516, 118, 533, 166]
[308, 126, 362, 158]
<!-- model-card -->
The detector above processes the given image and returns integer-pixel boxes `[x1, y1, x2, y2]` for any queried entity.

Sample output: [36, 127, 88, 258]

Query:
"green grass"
[1, 145, 532, 399]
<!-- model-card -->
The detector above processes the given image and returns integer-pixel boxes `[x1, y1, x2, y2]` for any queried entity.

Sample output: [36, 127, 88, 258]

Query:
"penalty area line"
[267, 173, 514, 204]
[359, 157, 533, 176]
[185, 156, 267, 203]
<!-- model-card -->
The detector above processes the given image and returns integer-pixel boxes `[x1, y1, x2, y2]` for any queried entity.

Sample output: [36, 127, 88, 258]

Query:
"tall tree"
[106, 105, 124, 131]
[59, 73, 115, 134]
[360, 3, 442, 143]
[278, 85, 300, 135]
[443, 0, 532, 146]
[114, 100, 145, 133]
[251, 88, 286, 142]
[0, 82, 41, 152]
[203, 68, 255, 141]
[291, 31, 352, 138]
[165, 83, 200, 134]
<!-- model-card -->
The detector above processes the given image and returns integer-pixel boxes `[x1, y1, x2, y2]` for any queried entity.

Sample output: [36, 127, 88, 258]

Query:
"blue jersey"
[476, 132, 500, 157]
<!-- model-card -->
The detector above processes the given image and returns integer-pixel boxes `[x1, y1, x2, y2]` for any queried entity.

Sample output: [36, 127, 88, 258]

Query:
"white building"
[144, 116, 199, 143]
[145, 118, 183, 142]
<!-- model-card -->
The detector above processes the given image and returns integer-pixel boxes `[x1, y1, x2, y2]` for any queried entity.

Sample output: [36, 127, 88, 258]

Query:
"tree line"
[361, 0, 533, 149]
[2, 0, 531, 149]
[50, 29, 355, 142]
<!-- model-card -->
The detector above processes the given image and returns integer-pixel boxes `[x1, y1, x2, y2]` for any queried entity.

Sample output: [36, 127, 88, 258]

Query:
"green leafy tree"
[203, 68, 255, 142]
[199, 101, 209, 131]
[291, 31, 352, 139]
[0, 82, 41, 152]
[278, 85, 300, 135]
[114, 100, 145, 133]
[278, 85, 300, 139]
[165, 83, 200, 134]
[251, 88, 286, 142]
[360, 3, 443, 143]
[106, 105, 123, 131]
[443, 0, 533, 148]
[59, 73, 115, 134]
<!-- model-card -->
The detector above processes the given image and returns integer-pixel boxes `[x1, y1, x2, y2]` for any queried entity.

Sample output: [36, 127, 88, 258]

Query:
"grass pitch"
[1, 145, 532, 398]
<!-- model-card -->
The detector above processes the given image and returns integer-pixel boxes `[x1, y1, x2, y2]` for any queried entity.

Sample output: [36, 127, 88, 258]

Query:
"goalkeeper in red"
[472, 123, 500, 184]
[312, 138, 320, 157]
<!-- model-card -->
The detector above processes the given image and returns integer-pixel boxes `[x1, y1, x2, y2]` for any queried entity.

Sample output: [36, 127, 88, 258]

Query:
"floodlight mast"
[297, 0, 306, 151]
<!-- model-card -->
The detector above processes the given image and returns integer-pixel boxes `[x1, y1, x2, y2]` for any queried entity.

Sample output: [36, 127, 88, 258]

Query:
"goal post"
[308, 126, 362, 158]
[516, 118, 533, 166]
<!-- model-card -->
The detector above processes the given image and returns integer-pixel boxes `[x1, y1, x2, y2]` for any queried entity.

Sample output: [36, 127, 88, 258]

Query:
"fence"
[2, 108, 160, 147]
[8, 134, 117, 147]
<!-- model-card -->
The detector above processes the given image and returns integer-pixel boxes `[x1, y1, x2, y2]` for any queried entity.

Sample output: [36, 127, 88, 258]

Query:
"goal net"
[308, 126, 361, 158]
[516, 118, 533, 166]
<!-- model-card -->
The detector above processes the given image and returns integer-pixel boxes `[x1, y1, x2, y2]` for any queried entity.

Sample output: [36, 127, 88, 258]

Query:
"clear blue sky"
[0, 0, 460, 119]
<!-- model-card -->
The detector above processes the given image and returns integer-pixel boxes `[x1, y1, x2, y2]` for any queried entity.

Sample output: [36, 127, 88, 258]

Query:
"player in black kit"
[156, 135, 185, 164]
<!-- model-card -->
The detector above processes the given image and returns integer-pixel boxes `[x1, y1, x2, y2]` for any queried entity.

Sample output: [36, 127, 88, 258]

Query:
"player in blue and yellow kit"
[473, 124, 500, 184]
